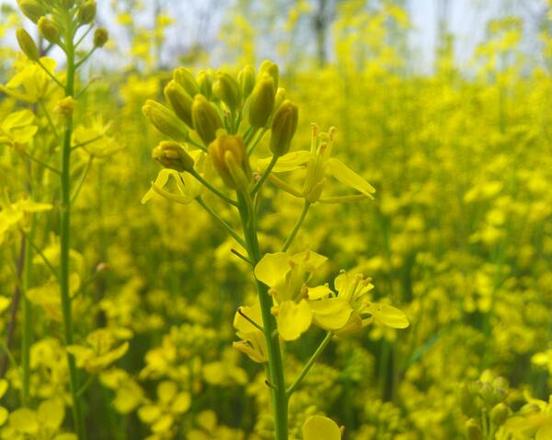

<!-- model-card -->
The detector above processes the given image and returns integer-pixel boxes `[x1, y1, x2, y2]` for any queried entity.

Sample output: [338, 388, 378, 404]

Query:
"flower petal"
[326, 158, 375, 198]
[277, 300, 312, 341]
[302, 415, 342, 440]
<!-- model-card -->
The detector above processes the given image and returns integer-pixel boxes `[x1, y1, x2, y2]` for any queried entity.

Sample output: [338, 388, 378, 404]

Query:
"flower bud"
[78, 1, 96, 25]
[61, 0, 75, 8]
[197, 70, 213, 99]
[164, 80, 193, 127]
[208, 134, 250, 190]
[269, 100, 298, 156]
[490, 403, 509, 426]
[259, 60, 279, 90]
[174, 67, 199, 97]
[55, 96, 77, 118]
[38, 17, 60, 44]
[465, 419, 482, 440]
[152, 141, 194, 172]
[274, 87, 286, 111]
[93, 27, 108, 47]
[16, 28, 39, 61]
[191, 95, 223, 145]
[238, 65, 256, 99]
[459, 384, 478, 418]
[143, 99, 189, 142]
[17, 0, 46, 23]
[213, 72, 241, 112]
[248, 74, 275, 128]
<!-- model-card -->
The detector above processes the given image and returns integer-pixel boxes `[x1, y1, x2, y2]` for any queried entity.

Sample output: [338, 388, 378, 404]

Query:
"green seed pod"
[174, 67, 199, 97]
[142, 99, 189, 142]
[197, 70, 213, 99]
[465, 419, 482, 440]
[38, 17, 60, 44]
[213, 72, 241, 112]
[16, 28, 39, 61]
[93, 27, 108, 47]
[152, 141, 194, 172]
[78, 1, 96, 25]
[269, 100, 298, 156]
[490, 403, 509, 427]
[259, 60, 279, 90]
[208, 134, 250, 190]
[164, 80, 194, 127]
[17, 0, 46, 23]
[238, 65, 256, 99]
[248, 74, 275, 128]
[191, 95, 223, 146]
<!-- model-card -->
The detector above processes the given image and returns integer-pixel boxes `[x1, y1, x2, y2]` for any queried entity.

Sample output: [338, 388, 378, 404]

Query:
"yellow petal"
[0, 407, 8, 426]
[302, 415, 342, 440]
[172, 392, 191, 414]
[310, 298, 352, 330]
[37, 398, 65, 430]
[307, 285, 333, 300]
[368, 303, 409, 329]
[158, 381, 177, 404]
[326, 158, 375, 198]
[254, 252, 290, 287]
[277, 300, 312, 341]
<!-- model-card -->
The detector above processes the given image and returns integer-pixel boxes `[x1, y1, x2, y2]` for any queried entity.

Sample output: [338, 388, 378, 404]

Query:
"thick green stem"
[59, 25, 86, 440]
[237, 193, 288, 440]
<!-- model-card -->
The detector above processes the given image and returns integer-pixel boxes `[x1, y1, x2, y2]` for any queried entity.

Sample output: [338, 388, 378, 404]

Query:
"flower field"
[0, 1, 551, 439]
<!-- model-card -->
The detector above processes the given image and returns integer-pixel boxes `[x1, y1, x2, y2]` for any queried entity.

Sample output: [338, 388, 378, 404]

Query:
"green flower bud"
[17, 0, 46, 23]
[248, 74, 275, 128]
[274, 87, 286, 111]
[174, 67, 199, 97]
[213, 72, 241, 112]
[142, 99, 189, 142]
[465, 419, 482, 440]
[197, 70, 213, 99]
[93, 27, 108, 47]
[259, 60, 279, 90]
[78, 0, 96, 25]
[16, 28, 39, 61]
[490, 403, 509, 427]
[38, 17, 60, 44]
[164, 80, 194, 127]
[269, 100, 298, 156]
[191, 95, 223, 145]
[152, 141, 194, 172]
[61, 0, 75, 8]
[459, 384, 478, 418]
[238, 65, 256, 99]
[208, 134, 250, 190]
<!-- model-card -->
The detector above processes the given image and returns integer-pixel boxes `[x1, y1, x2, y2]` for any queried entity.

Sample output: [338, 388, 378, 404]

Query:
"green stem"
[237, 192, 288, 440]
[59, 22, 86, 440]
[21, 222, 34, 406]
[247, 128, 267, 155]
[286, 332, 332, 397]
[190, 170, 238, 206]
[282, 201, 310, 251]
[196, 197, 246, 248]
[251, 154, 278, 196]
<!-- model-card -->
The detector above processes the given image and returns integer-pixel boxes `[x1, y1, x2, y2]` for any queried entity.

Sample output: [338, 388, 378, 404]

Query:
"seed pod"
[78, 1, 97, 25]
[17, 0, 46, 23]
[191, 95, 223, 146]
[152, 141, 194, 172]
[238, 65, 256, 99]
[174, 67, 199, 97]
[208, 134, 250, 190]
[213, 72, 241, 112]
[143, 99, 189, 142]
[269, 100, 298, 156]
[93, 27, 108, 48]
[259, 60, 279, 90]
[164, 80, 194, 127]
[248, 74, 275, 128]
[38, 17, 60, 44]
[16, 28, 39, 61]
[197, 70, 213, 99]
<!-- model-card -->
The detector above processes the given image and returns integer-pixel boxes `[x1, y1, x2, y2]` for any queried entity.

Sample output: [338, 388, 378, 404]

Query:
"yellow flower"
[232, 302, 267, 363]
[302, 415, 342, 440]
[0, 56, 58, 103]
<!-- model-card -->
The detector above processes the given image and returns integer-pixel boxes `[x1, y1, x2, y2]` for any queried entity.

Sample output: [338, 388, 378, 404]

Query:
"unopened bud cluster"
[143, 60, 299, 192]
[16, 1, 107, 60]
[459, 373, 511, 439]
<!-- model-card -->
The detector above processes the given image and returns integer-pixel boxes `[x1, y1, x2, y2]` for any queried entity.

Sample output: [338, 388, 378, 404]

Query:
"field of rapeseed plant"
[0, 1, 551, 439]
